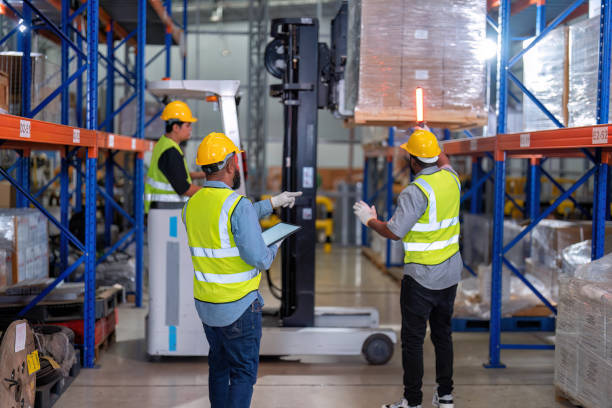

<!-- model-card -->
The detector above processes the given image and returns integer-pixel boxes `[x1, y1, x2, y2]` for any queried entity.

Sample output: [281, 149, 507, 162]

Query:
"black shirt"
[158, 148, 190, 196]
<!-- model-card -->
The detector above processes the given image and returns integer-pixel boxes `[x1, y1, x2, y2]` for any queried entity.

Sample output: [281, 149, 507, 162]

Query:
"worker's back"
[183, 187, 261, 304]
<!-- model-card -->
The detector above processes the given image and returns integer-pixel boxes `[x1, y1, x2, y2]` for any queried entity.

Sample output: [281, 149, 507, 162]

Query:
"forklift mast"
[265, 3, 348, 327]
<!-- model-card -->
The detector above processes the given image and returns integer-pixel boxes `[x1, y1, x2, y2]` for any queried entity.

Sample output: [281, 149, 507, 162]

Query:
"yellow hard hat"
[196, 132, 243, 166]
[400, 129, 441, 160]
[161, 100, 198, 123]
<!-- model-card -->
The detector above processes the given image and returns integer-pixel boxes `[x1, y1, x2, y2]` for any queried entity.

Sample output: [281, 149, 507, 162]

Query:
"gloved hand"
[353, 200, 377, 226]
[270, 191, 303, 208]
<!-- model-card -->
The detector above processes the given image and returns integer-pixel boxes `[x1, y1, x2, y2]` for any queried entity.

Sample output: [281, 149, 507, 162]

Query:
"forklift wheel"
[362, 334, 394, 365]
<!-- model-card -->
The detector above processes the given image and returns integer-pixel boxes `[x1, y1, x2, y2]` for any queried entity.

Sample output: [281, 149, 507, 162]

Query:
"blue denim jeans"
[203, 299, 262, 408]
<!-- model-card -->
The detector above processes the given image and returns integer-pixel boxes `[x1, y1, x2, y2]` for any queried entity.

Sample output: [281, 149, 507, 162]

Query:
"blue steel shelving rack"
[441, 0, 611, 368]
[0, 0, 155, 368]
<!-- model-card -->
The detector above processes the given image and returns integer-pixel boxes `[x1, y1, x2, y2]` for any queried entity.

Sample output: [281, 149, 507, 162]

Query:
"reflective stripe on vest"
[195, 269, 260, 284]
[184, 187, 261, 304]
[403, 234, 459, 252]
[145, 177, 174, 192]
[190, 246, 241, 258]
[403, 169, 461, 265]
[145, 193, 188, 202]
[144, 135, 192, 213]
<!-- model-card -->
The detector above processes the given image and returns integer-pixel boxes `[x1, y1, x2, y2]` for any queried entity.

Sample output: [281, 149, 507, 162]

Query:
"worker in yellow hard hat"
[144, 100, 206, 212]
[182, 132, 301, 407]
[354, 128, 462, 408]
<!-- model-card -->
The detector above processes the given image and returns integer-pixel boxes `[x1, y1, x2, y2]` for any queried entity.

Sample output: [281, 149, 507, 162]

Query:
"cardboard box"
[0, 209, 49, 284]
[0, 71, 9, 112]
[0, 181, 16, 208]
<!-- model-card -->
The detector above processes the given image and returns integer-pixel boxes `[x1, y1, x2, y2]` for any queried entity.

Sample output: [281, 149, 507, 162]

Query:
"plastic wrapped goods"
[568, 16, 612, 126]
[530, 220, 612, 270]
[562, 239, 612, 276]
[345, 0, 487, 128]
[555, 254, 612, 407]
[522, 26, 568, 130]
[461, 214, 527, 272]
[0, 209, 49, 284]
[453, 264, 551, 319]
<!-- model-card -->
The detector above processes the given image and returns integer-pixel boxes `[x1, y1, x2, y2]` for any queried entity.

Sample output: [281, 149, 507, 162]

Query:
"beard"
[231, 171, 241, 190]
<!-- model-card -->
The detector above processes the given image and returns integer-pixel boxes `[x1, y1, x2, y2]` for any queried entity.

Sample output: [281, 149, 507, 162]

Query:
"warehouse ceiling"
[5, 0, 589, 45]
[172, 0, 343, 25]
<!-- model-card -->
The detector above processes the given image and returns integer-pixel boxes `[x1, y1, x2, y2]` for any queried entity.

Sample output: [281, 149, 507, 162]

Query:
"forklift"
[146, 3, 396, 365]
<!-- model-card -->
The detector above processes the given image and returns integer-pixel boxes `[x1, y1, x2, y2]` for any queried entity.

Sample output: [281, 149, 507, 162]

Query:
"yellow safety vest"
[403, 169, 461, 265]
[144, 135, 192, 213]
[183, 187, 261, 304]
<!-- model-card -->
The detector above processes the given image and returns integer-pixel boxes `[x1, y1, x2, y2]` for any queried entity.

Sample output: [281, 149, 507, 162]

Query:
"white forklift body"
[145, 80, 396, 364]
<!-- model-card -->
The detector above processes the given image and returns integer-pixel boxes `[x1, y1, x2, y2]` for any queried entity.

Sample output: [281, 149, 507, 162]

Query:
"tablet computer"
[262, 222, 302, 246]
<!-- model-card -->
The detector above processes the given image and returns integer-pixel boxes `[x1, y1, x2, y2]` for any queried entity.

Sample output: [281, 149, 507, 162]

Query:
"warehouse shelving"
[0, 0, 154, 368]
[360, 0, 611, 368]
[443, 0, 611, 368]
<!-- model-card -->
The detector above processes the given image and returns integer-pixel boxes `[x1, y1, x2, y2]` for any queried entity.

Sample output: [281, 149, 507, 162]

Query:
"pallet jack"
[145, 3, 396, 364]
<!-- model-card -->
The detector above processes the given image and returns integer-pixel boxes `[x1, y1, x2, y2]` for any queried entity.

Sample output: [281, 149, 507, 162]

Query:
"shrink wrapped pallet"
[461, 214, 527, 271]
[555, 254, 612, 407]
[345, 0, 487, 128]
[568, 16, 612, 126]
[522, 26, 568, 130]
[0, 209, 49, 284]
[530, 220, 612, 270]
[0, 52, 61, 124]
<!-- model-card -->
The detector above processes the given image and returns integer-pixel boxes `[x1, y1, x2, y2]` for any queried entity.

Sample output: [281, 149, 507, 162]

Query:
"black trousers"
[400, 275, 457, 406]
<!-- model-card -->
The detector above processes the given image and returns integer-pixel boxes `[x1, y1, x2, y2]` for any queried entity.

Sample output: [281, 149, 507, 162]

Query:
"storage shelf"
[0, 113, 152, 153]
[442, 125, 612, 158]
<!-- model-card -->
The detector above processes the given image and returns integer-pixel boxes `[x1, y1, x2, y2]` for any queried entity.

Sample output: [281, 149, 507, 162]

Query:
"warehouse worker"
[144, 100, 206, 212]
[182, 132, 302, 408]
[354, 129, 461, 408]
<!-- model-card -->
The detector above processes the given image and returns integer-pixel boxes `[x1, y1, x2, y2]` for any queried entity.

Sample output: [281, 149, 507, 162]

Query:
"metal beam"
[149, 0, 183, 46]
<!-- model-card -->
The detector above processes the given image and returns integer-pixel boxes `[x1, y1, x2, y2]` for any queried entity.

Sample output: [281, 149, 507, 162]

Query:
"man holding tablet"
[182, 132, 301, 408]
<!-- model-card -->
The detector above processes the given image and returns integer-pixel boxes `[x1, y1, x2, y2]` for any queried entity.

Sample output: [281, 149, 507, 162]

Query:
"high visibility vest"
[183, 187, 261, 304]
[403, 169, 461, 265]
[144, 135, 192, 213]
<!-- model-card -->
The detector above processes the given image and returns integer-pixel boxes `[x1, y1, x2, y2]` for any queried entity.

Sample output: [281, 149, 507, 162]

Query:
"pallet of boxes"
[344, 0, 488, 129]
[555, 253, 612, 407]
[346, 0, 488, 270]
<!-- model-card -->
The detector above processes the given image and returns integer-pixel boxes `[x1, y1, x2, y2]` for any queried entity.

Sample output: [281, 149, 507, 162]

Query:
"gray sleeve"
[387, 185, 428, 238]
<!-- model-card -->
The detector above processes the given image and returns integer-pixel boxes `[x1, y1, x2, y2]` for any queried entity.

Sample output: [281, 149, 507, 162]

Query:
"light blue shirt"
[189, 180, 279, 327]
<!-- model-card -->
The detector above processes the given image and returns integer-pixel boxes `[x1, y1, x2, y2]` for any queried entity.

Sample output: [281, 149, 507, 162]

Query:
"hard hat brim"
[399, 142, 441, 158]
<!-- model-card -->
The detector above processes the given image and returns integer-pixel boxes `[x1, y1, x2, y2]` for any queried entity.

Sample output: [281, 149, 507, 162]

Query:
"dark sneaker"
[432, 390, 453, 408]
[382, 398, 421, 408]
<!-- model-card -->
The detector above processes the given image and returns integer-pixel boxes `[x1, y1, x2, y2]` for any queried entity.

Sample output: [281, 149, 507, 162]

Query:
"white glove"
[271, 191, 303, 208]
[353, 200, 377, 226]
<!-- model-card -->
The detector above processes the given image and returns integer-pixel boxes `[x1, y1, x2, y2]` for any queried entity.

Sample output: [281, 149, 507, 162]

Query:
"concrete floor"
[59, 247, 567, 407]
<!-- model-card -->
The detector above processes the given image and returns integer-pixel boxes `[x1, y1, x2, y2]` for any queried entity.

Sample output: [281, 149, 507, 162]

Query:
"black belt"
[150, 202, 184, 210]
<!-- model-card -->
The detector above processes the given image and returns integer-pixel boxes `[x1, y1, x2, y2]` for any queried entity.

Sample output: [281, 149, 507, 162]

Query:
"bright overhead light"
[210, 5, 223, 22]
[476, 38, 497, 61]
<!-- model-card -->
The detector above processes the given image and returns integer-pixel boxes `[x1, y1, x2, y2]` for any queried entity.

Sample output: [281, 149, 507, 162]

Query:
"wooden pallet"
[353, 108, 488, 130]
[0, 286, 120, 326]
[554, 386, 583, 407]
[93, 329, 116, 362]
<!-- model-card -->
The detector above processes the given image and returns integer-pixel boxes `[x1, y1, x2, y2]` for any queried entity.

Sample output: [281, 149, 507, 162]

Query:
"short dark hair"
[201, 152, 235, 175]
[201, 164, 220, 176]
[165, 120, 184, 134]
